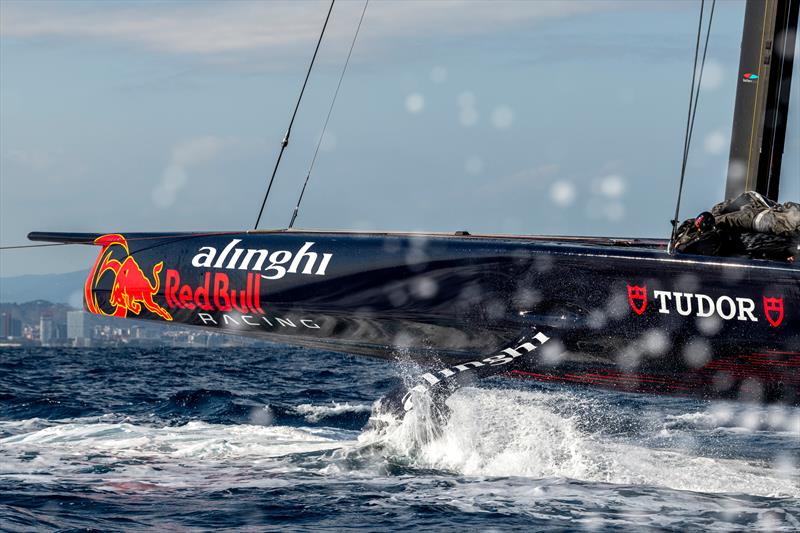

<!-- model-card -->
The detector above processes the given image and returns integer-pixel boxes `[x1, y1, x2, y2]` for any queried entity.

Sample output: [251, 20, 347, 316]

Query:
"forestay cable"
[668, 0, 716, 253]
[254, 0, 336, 230]
[289, 0, 369, 229]
[684, 0, 716, 187]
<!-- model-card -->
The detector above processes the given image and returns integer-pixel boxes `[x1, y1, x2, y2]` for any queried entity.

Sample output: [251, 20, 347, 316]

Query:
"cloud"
[1, 1, 324, 56]
[1, 0, 621, 62]
[152, 136, 227, 208]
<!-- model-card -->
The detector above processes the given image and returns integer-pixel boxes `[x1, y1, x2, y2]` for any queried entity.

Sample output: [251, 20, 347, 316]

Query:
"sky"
[1, 0, 798, 277]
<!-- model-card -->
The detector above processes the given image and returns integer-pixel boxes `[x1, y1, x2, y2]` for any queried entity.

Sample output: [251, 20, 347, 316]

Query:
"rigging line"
[671, 0, 716, 250]
[253, 0, 336, 231]
[0, 243, 77, 251]
[668, 0, 706, 254]
[289, 0, 369, 230]
[684, 0, 716, 187]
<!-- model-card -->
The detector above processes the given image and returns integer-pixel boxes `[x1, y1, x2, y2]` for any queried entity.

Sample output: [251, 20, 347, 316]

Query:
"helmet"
[693, 211, 715, 233]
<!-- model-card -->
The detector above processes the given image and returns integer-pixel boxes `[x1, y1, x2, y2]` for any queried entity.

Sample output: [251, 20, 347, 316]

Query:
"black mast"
[725, 0, 799, 201]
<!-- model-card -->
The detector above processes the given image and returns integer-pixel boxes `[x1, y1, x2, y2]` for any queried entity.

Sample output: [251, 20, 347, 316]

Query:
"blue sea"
[0, 346, 798, 532]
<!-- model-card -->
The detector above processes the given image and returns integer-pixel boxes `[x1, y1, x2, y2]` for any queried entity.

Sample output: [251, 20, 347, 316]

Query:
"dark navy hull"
[29, 230, 800, 404]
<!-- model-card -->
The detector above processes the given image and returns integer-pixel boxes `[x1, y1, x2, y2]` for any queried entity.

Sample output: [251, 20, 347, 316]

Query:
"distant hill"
[0, 300, 76, 325]
[0, 270, 87, 304]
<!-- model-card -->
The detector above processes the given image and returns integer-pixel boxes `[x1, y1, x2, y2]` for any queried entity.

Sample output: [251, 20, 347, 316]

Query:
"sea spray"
[364, 385, 449, 455]
[351, 385, 800, 497]
[367, 330, 551, 434]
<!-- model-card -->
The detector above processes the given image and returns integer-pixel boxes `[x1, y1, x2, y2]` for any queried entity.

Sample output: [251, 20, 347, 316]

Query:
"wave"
[294, 402, 373, 423]
[148, 390, 374, 429]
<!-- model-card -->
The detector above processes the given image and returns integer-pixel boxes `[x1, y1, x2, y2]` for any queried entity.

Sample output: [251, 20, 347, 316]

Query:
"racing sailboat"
[29, 0, 799, 405]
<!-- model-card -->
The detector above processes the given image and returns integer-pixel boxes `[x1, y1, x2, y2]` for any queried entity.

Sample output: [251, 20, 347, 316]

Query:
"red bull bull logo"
[85, 234, 173, 321]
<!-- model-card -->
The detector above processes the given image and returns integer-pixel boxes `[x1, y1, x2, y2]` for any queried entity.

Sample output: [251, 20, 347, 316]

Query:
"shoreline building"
[39, 314, 54, 346]
[1, 312, 23, 339]
[67, 310, 94, 347]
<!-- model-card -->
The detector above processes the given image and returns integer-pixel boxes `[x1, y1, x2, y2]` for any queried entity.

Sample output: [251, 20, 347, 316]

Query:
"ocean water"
[0, 346, 798, 532]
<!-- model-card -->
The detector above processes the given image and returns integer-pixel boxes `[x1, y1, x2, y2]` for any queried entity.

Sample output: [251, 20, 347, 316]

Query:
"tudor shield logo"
[763, 296, 784, 328]
[627, 284, 647, 315]
[625, 283, 786, 328]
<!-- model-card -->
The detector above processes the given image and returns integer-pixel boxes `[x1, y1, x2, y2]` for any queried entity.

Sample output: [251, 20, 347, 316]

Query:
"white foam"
[2, 420, 349, 459]
[0, 418, 356, 490]
[294, 402, 372, 423]
[663, 403, 800, 434]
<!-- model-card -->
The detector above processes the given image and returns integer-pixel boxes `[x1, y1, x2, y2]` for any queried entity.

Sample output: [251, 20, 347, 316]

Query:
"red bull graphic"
[85, 234, 173, 321]
[164, 270, 264, 313]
